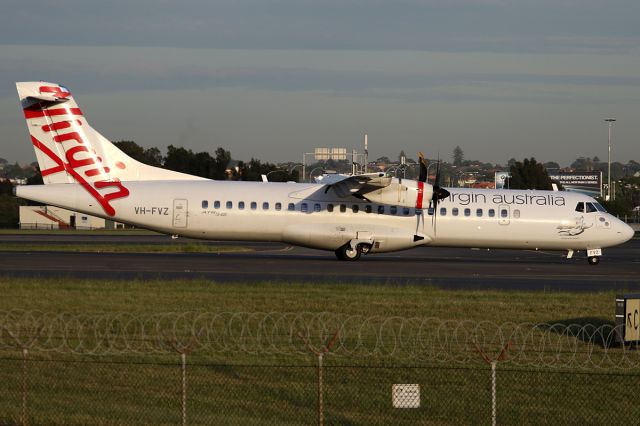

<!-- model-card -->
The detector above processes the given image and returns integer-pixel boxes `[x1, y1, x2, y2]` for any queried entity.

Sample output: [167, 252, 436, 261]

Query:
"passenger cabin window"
[378, 206, 385, 214]
[251, 202, 257, 210]
[327, 204, 334, 213]
[488, 209, 495, 217]
[365, 205, 372, 213]
[226, 201, 233, 209]
[464, 208, 471, 217]
[352, 205, 359, 213]
[214, 201, 220, 209]
[575, 202, 584, 213]
[476, 208, 483, 217]
[301, 203, 308, 212]
[340, 204, 347, 213]
[263, 202, 269, 210]
[403, 207, 410, 215]
[238, 201, 245, 210]
[500, 209, 508, 218]
[390, 206, 398, 215]
[202, 200, 208, 209]
[452, 208, 459, 216]
[513, 209, 521, 219]
[427, 208, 434, 216]
[288, 203, 295, 211]
[314, 203, 321, 212]
[440, 207, 447, 216]
[275, 202, 282, 211]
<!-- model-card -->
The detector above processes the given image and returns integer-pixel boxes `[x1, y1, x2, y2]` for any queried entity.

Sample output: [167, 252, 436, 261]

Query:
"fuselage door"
[498, 204, 510, 225]
[173, 199, 188, 228]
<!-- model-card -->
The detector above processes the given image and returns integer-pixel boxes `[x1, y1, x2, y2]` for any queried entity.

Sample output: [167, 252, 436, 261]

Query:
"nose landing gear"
[586, 248, 602, 266]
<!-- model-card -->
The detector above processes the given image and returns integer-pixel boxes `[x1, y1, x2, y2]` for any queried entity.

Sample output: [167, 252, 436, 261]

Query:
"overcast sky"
[1, 0, 639, 166]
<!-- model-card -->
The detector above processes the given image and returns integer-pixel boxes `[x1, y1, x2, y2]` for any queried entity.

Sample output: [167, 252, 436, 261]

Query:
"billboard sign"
[547, 171, 602, 197]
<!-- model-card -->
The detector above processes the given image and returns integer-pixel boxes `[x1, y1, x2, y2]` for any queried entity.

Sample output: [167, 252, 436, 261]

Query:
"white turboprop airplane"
[14, 82, 635, 264]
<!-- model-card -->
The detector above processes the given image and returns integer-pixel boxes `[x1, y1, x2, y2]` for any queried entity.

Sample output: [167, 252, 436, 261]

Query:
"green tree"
[239, 158, 297, 182]
[113, 140, 163, 167]
[571, 157, 594, 171]
[26, 166, 43, 185]
[163, 145, 195, 174]
[0, 180, 20, 228]
[453, 146, 464, 167]
[163, 145, 233, 179]
[508, 157, 553, 190]
[213, 148, 231, 180]
[1, 162, 27, 179]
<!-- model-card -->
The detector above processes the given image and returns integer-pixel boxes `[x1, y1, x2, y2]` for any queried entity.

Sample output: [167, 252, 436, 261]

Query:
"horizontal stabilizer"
[17, 83, 72, 104]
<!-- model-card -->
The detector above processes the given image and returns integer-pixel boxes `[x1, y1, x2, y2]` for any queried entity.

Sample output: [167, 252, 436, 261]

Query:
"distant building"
[19, 206, 123, 230]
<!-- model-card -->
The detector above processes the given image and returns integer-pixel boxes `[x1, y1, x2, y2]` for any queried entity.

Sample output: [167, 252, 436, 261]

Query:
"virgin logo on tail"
[25, 86, 130, 216]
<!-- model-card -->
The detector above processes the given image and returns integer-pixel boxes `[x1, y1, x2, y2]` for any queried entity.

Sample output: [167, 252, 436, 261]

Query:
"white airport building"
[19, 205, 122, 230]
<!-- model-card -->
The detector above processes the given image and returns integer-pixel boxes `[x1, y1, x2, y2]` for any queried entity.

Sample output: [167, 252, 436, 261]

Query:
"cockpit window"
[593, 202, 607, 212]
[575, 202, 584, 213]
[586, 202, 598, 213]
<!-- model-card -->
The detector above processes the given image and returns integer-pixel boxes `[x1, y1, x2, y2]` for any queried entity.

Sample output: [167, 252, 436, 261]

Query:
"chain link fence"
[1, 311, 639, 425]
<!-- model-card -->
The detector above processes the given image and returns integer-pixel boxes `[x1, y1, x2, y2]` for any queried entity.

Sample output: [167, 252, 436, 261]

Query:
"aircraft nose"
[618, 222, 635, 244]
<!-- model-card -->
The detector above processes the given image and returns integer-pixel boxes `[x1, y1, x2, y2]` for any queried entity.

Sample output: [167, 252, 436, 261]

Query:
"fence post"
[165, 334, 200, 426]
[491, 361, 496, 426]
[318, 352, 324, 426]
[22, 348, 28, 426]
[299, 330, 339, 426]
[475, 341, 511, 426]
[3, 326, 42, 426]
[181, 352, 187, 426]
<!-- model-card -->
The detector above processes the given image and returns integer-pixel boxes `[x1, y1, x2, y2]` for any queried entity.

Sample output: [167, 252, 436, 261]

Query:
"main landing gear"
[334, 242, 372, 261]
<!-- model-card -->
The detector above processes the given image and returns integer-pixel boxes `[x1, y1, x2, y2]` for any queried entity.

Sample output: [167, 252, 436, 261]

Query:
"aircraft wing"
[318, 173, 392, 198]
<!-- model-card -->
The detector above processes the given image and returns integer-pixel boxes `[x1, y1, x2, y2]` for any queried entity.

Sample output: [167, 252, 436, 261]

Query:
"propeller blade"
[418, 151, 428, 183]
[432, 197, 438, 235]
[430, 159, 450, 236]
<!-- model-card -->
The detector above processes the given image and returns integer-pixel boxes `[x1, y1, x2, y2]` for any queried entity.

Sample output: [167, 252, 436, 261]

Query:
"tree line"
[112, 141, 299, 182]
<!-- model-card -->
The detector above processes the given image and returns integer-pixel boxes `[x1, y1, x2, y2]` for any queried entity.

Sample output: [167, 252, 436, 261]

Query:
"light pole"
[289, 164, 303, 182]
[265, 169, 285, 181]
[604, 118, 616, 201]
[426, 162, 438, 184]
[308, 167, 324, 182]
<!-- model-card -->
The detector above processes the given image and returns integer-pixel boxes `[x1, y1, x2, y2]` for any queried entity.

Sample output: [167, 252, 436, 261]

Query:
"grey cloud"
[2, 0, 639, 53]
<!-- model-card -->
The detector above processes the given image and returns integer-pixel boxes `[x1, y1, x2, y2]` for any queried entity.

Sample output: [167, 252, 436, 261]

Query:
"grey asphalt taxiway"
[0, 234, 638, 291]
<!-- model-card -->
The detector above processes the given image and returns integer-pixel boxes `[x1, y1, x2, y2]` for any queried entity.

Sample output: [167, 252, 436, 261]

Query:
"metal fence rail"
[1, 311, 639, 425]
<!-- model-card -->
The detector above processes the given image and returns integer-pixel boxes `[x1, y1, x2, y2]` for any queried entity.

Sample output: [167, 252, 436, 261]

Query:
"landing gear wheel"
[587, 256, 600, 265]
[335, 243, 362, 261]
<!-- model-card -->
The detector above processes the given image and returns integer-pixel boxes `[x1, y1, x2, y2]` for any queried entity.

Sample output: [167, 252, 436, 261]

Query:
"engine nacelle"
[363, 179, 433, 210]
